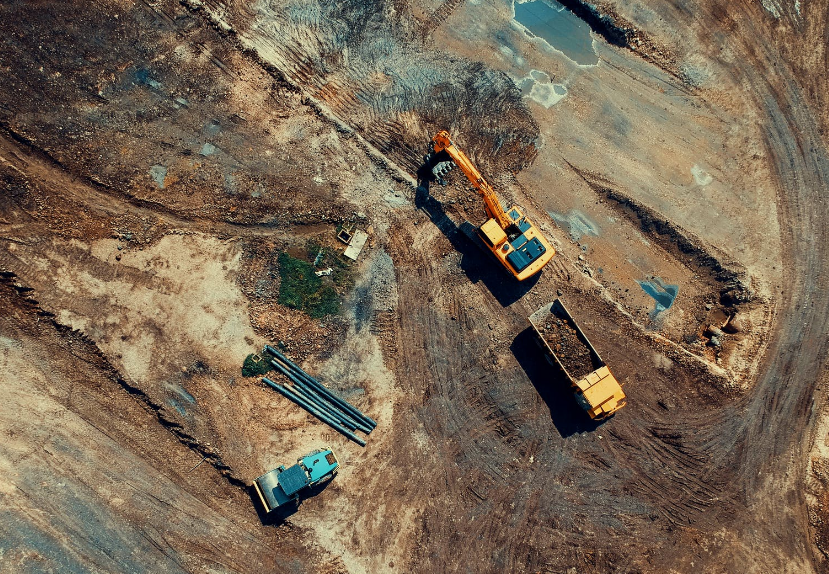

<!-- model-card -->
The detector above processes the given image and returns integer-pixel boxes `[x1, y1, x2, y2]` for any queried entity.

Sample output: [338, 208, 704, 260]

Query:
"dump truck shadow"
[415, 165, 538, 307]
[510, 328, 603, 438]
[248, 475, 336, 527]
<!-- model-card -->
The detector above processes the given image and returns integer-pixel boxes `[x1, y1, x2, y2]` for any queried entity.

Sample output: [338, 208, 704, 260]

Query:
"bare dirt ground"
[1, 0, 828, 573]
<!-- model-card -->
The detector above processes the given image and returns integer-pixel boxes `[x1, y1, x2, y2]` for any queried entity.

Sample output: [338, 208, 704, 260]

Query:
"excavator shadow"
[415, 165, 538, 308]
[510, 328, 603, 438]
[248, 474, 336, 527]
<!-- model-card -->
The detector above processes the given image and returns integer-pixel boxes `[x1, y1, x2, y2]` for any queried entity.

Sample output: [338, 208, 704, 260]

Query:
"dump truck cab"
[253, 448, 339, 513]
[573, 366, 627, 420]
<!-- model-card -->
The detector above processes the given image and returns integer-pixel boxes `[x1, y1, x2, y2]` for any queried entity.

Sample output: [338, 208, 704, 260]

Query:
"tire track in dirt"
[3, 0, 827, 571]
[0, 276, 314, 573]
[385, 222, 535, 568]
[186, 0, 541, 181]
[620, 1, 829, 570]
[421, 0, 467, 37]
[111, 2, 829, 571]
[0, 130, 323, 242]
[732, 68, 829, 569]
[383, 218, 678, 571]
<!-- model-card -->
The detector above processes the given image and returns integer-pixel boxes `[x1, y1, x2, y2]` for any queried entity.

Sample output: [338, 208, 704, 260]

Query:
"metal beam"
[265, 346, 378, 430]
[262, 378, 366, 447]
[268, 359, 360, 431]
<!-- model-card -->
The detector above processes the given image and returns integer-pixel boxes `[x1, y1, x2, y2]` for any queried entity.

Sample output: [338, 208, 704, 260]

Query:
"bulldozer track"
[548, 257, 571, 283]
[369, 309, 400, 369]
[422, 0, 467, 37]
[185, 0, 541, 192]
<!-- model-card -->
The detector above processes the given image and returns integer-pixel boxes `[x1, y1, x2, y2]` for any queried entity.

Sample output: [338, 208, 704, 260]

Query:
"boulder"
[723, 314, 744, 334]
[705, 325, 724, 338]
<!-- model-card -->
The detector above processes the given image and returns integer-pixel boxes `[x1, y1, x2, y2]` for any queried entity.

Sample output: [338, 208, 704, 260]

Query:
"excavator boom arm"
[433, 131, 513, 229]
[430, 130, 555, 281]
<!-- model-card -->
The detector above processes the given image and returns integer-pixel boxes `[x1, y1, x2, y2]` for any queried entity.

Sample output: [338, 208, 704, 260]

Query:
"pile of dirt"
[539, 313, 595, 380]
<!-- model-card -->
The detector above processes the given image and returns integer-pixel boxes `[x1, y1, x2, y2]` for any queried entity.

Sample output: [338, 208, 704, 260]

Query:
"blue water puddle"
[638, 278, 679, 316]
[199, 142, 216, 156]
[548, 209, 600, 242]
[168, 399, 187, 416]
[149, 165, 167, 188]
[134, 68, 162, 90]
[513, 0, 598, 66]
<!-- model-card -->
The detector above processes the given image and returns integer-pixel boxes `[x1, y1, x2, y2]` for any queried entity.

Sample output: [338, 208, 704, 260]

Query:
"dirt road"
[705, 3, 829, 570]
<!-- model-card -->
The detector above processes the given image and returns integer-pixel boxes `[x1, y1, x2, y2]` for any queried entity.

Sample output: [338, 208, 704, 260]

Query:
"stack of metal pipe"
[262, 345, 377, 447]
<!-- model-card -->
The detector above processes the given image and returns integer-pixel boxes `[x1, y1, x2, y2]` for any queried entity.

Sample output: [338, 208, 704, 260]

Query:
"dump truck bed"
[529, 299, 604, 381]
[529, 299, 627, 419]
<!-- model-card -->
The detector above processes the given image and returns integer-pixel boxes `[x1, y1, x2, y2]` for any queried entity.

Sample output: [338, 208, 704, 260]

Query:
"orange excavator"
[430, 130, 555, 281]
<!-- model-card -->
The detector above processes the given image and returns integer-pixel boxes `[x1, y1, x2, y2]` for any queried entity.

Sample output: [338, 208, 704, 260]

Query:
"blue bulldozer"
[253, 447, 339, 513]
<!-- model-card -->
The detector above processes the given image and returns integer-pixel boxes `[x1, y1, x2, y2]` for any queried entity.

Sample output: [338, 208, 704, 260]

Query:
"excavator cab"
[502, 208, 549, 273]
[480, 210, 547, 274]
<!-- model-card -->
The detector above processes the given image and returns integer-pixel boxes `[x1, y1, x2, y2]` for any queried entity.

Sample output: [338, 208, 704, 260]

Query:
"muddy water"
[638, 278, 679, 315]
[513, 0, 597, 66]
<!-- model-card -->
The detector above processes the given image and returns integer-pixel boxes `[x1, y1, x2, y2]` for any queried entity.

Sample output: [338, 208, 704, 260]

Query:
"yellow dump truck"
[528, 299, 626, 420]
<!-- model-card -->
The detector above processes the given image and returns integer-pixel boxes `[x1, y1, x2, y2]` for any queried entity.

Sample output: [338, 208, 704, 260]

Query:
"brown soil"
[538, 309, 596, 380]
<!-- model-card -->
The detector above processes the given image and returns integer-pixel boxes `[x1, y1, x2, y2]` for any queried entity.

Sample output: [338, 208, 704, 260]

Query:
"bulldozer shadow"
[414, 167, 538, 307]
[248, 473, 336, 527]
[510, 327, 603, 438]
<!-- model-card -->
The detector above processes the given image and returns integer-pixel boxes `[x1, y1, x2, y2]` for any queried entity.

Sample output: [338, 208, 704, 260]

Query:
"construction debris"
[337, 222, 357, 244]
[343, 230, 368, 261]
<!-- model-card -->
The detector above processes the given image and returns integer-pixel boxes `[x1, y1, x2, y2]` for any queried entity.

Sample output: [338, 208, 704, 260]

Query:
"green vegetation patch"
[242, 353, 271, 377]
[278, 252, 340, 318]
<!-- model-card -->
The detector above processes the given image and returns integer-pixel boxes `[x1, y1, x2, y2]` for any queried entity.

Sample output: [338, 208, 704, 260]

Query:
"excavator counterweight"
[431, 130, 555, 281]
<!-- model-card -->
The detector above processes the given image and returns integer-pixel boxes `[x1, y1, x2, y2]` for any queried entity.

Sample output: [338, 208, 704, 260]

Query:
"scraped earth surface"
[1, 0, 828, 572]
